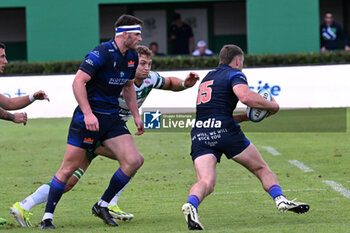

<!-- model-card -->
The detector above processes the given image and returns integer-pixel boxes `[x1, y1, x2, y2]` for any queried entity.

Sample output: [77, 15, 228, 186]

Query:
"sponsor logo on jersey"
[120, 72, 125, 77]
[83, 137, 94, 144]
[109, 77, 127, 85]
[128, 60, 135, 67]
[143, 110, 161, 129]
[144, 80, 150, 85]
[85, 58, 94, 66]
[91, 50, 100, 58]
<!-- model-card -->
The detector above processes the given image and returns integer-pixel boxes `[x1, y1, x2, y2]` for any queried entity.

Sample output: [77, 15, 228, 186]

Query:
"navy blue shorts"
[67, 107, 130, 149]
[190, 127, 250, 163]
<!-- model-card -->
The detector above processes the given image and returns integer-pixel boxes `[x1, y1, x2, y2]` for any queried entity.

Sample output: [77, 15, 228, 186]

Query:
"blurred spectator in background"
[168, 13, 194, 55]
[192, 40, 213, 56]
[320, 12, 350, 52]
[149, 42, 165, 56]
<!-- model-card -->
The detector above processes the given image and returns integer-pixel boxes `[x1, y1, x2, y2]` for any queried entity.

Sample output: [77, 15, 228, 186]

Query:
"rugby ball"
[246, 89, 272, 122]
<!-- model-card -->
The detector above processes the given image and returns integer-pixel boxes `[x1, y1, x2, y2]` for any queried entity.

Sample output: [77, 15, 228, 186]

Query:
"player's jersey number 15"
[197, 80, 214, 105]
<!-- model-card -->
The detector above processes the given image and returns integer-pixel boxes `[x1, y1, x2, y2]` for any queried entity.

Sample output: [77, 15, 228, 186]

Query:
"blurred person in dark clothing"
[320, 12, 350, 52]
[168, 13, 195, 55]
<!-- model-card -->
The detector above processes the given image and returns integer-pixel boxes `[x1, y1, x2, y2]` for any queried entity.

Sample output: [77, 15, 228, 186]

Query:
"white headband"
[115, 24, 142, 36]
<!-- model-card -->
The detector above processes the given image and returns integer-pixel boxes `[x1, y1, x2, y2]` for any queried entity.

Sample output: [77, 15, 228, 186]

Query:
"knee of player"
[202, 179, 216, 194]
[207, 182, 216, 194]
[126, 153, 144, 170]
[134, 155, 144, 169]
[138, 153, 144, 166]
[133, 152, 144, 167]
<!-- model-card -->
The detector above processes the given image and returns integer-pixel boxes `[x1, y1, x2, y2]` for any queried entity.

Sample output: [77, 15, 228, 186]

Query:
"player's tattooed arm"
[0, 107, 15, 121]
[0, 107, 27, 125]
[0, 91, 48, 111]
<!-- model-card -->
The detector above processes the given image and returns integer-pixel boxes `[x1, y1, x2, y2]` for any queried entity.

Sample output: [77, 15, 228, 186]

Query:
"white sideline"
[322, 180, 350, 198]
[262, 146, 281, 156]
[288, 160, 314, 172]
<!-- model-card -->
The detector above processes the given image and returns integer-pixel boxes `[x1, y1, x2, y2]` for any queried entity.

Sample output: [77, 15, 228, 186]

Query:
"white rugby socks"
[20, 183, 50, 211]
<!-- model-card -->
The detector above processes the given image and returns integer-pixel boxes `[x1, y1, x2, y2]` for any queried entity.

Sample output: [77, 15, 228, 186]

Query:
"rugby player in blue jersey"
[37, 15, 145, 229]
[10, 43, 198, 227]
[182, 45, 310, 230]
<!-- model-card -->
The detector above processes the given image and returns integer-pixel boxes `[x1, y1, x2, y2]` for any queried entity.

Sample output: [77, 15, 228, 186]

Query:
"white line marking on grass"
[262, 146, 281, 155]
[288, 160, 314, 172]
[322, 180, 350, 198]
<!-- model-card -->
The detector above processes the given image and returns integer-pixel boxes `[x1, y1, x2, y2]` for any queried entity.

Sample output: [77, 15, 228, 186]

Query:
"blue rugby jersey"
[79, 38, 138, 114]
[196, 64, 248, 122]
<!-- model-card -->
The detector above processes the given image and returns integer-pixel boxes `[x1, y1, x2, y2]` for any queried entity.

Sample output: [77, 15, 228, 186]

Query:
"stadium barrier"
[0, 64, 349, 118]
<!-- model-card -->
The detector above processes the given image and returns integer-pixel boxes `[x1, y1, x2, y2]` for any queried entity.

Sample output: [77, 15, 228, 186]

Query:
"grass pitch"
[0, 109, 349, 232]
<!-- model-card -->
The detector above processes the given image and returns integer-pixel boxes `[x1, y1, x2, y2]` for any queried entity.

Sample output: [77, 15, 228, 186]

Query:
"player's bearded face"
[135, 55, 152, 79]
[125, 32, 142, 50]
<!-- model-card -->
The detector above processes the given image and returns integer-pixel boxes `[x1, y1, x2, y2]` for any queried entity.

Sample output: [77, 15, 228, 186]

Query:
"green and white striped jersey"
[118, 71, 165, 121]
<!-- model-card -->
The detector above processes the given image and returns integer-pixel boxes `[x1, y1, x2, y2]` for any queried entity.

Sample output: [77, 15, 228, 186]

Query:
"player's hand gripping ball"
[246, 89, 272, 122]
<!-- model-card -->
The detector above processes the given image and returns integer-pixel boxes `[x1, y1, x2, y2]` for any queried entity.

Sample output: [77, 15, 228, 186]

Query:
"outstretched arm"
[123, 80, 144, 135]
[0, 91, 49, 111]
[161, 72, 199, 91]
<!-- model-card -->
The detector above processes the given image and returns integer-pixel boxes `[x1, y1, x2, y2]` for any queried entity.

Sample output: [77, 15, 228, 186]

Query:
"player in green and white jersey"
[119, 70, 165, 121]
[10, 45, 199, 227]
